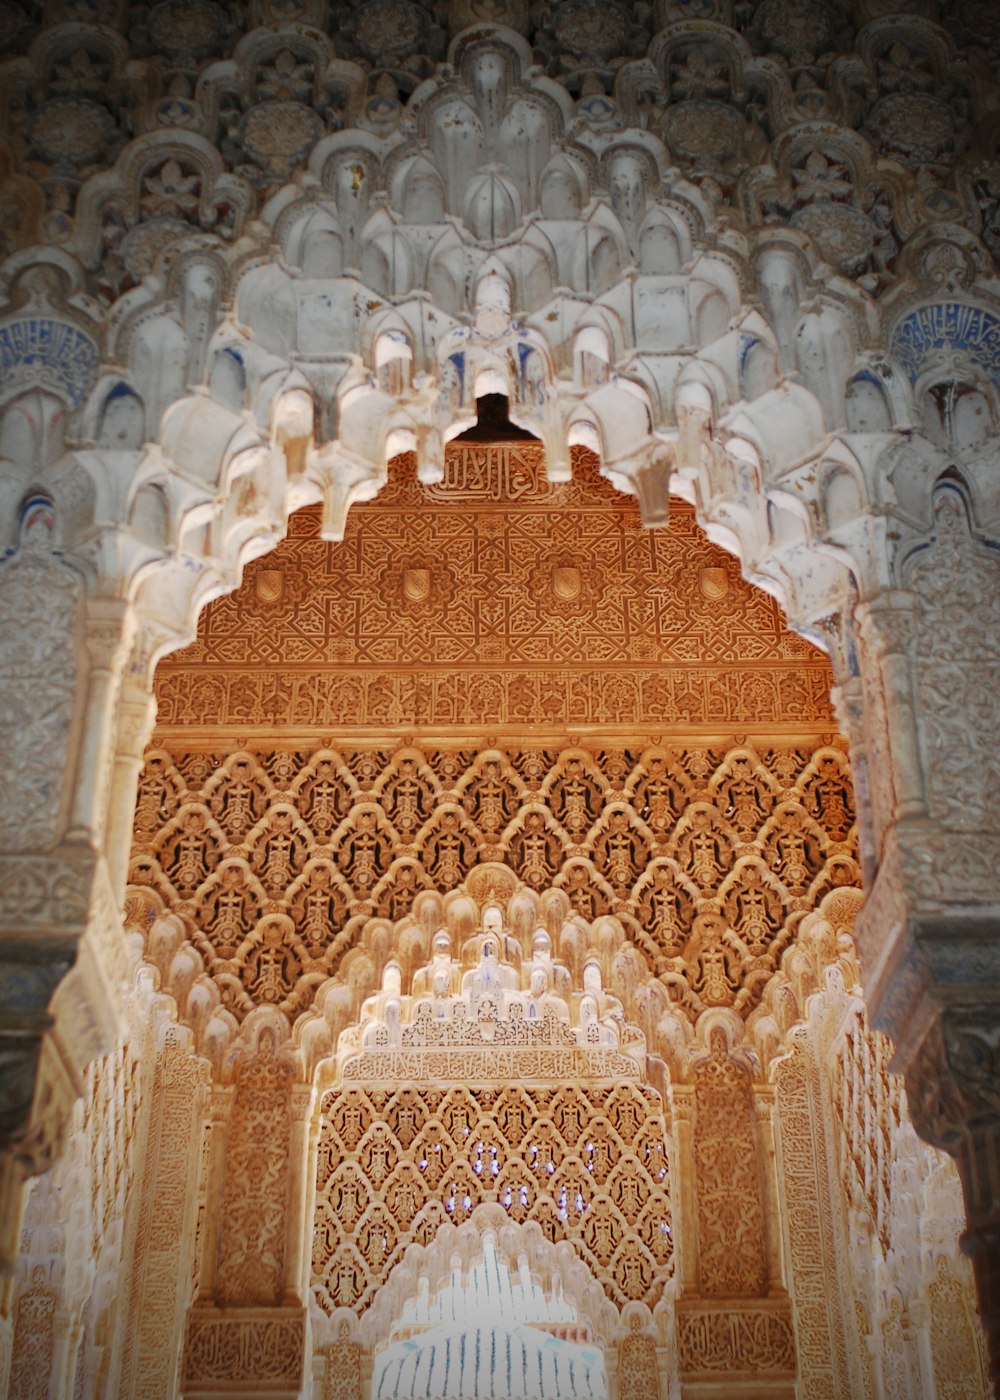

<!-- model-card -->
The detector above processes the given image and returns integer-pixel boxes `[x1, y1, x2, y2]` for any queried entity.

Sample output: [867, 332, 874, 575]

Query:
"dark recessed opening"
[452, 394, 539, 442]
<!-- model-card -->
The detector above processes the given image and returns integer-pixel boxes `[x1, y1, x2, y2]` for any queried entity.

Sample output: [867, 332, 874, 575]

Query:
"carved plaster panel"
[313, 1081, 674, 1316]
[153, 447, 834, 740]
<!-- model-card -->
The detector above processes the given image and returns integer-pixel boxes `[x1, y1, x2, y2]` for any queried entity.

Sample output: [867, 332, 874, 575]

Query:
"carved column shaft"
[754, 1088, 787, 1295]
[104, 679, 157, 896]
[66, 601, 134, 844]
[194, 1087, 234, 1303]
[284, 1084, 316, 1305]
[855, 595, 927, 828]
[906, 1010, 1000, 1395]
[668, 1090, 699, 1296]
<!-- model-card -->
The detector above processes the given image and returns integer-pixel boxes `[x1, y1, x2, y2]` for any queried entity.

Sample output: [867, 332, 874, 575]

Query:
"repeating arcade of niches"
[4, 0, 1000, 623]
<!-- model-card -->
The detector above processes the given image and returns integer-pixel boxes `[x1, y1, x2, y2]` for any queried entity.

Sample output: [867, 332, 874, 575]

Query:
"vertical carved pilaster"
[184, 1034, 307, 1398]
[675, 1030, 796, 1392]
[126, 1029, 208, 1400]
[194, 1085, 234, 1303]
[215, 1034, 293, 1309]
[691, 1031, 766, 1297]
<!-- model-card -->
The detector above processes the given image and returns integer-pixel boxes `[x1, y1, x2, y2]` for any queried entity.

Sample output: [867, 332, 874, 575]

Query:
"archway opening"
[371, 1231, 607, 1400]
[12, 418, 987, 1400]
[126, 431, 855, 1396]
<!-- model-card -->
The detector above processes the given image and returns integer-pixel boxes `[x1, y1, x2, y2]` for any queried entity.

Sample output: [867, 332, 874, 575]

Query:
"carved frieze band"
[675, 1301, 797, 1377]
[183, 1308, 306, 1388]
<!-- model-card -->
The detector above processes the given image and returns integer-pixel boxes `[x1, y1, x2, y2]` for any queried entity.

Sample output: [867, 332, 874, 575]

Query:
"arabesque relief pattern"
[833, 1008, 902, 1258]
[216, 1031, 293, 1308]
[692, 1033, 765, 1297]
[153, 450, 833, 737]
[774, 1037, 855, 1398]
[127, 740, 859, 1028]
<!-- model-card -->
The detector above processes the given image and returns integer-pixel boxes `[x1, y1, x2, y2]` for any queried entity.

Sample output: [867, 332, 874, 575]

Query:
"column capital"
[854, 589, 921, 656]
[906, 1006, 1000, 1153]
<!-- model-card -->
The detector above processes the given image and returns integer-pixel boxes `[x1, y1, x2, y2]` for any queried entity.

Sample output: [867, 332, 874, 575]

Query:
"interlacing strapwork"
[313, 1082, 673, 1317]
[127, 742, 860, 1024]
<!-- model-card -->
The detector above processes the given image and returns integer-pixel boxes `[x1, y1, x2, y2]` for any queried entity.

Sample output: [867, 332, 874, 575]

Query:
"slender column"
[909, 1296, 936, 1400]
[906, 1009, 1000, 1397]
[669, 1089, 698, 1296]
[66, 600, 134, 844]
[284, 1084, 317, 1304]
[104, 677, 157, 896]
[854, 594, 927, 824]
[48, 1308, 76, 1400]
[195, 1086, 234, 1302]
[754, 1088, 787, 1295]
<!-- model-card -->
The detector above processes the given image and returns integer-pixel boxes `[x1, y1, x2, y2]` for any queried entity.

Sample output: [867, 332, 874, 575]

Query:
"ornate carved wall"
[0, 430, 982, 1397]
[776, 990, 990, 1400]
[0, 978, 208, 1400]
[4, 0, 1000, 1392]
[314, 1081, 674, 1315]
[1, 811, 988, 1399]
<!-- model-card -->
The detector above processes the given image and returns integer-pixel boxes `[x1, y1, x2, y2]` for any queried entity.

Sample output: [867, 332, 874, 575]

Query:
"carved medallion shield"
[255, 569, 284, 604]
[698, 566, 729, 601]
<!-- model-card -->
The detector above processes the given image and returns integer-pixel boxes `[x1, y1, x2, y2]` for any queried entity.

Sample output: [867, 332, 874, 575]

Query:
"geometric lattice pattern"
[128, 741, 860, 1025]
[313, 1083, 673, 1317]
